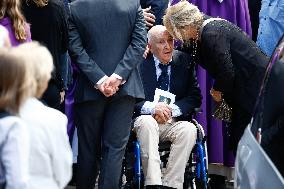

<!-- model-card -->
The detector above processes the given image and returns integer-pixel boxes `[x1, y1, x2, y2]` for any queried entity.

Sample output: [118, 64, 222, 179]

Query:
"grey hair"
[163, 1, 203, 41]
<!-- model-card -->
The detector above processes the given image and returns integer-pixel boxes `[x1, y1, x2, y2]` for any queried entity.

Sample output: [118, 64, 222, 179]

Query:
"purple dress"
[170, 0, 252, 167]
[0, 17, 32, 46]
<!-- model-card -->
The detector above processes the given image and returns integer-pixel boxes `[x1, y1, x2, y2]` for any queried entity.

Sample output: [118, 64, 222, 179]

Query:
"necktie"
[157, 63, 171, 91]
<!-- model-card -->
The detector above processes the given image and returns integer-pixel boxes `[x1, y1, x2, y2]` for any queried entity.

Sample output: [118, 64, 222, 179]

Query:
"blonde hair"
[0, 49, 33, 114]
[12, 42, 53, 98]
[163, 0, 203, 41]
[0, 0, 28, 42]
[25, 0, 48, 7]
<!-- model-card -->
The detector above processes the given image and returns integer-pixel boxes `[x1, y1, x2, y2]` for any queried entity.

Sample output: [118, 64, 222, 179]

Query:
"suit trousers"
[133, 115, 197, 189]
[74, 95, 135, 189]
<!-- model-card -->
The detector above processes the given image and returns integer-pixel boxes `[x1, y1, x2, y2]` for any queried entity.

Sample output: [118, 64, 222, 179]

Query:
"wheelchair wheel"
[183, 154, 195, 189]
[195, 142, 209, 189]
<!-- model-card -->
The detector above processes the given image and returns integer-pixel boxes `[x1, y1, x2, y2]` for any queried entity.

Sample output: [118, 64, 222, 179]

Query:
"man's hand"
[153, 114, 168, 124]
[153, 102, 172, 124]
[143, 7, 156, 29]
[97, 78, 116, 97]
[104, 75, 122, 93]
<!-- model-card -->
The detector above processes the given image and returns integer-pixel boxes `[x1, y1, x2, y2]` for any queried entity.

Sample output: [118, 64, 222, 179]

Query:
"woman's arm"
[202, 26, 235, 94]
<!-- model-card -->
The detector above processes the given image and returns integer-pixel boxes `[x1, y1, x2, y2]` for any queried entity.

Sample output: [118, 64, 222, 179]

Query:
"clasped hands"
[153, 102, 172, 124]
[97, 75, 122, 97]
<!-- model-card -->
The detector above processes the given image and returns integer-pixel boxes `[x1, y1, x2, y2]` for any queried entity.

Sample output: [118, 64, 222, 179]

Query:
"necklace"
[191, 31, 199, 66]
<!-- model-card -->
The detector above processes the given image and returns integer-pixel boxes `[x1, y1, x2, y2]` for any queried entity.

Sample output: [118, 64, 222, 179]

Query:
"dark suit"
[140, 0, 169, 25]
[68, 0, 147, 188]
[135, 50, 202, 118]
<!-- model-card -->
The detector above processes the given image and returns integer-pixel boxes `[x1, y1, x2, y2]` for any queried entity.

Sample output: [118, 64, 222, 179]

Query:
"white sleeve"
[170, 103, 182, 117]
[2, 119, 29, 189]
[141, 101, 156, 114]
[50, 115, 73, 189]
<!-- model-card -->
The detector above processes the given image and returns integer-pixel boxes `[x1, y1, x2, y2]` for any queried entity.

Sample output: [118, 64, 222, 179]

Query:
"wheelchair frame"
[121, 118, 209, 189]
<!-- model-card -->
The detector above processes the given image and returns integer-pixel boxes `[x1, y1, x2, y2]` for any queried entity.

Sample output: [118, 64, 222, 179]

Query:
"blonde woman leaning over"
[0, 49, 33, 189]
[163, 1, 269, 153]
[13, 42, 72, 189]
[0, 0, 32, 46]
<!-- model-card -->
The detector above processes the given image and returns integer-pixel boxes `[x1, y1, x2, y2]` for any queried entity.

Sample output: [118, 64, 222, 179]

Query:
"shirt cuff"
[112, 73, 126, 85]
[141, 101, 156, 115]
[170, 103, 182, 117]
[95, 75, 108, 89]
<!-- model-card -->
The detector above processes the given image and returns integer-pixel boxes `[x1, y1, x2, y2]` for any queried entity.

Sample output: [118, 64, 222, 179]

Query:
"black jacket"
[23, 0, 68, 90]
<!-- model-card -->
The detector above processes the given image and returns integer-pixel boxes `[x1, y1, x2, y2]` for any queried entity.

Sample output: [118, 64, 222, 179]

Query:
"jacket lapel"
[170, 51, 178, 93]
[141, 55, 157, 101]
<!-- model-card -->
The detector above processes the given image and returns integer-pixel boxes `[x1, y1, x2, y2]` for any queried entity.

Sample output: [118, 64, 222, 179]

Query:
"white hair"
[147, 25, 168, 44]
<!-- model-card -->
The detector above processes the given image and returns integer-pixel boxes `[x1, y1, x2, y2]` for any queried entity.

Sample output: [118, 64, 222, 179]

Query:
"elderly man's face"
[149, 30, 174, 64]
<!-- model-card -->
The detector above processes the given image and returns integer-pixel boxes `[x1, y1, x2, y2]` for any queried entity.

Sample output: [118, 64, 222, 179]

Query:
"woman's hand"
[210, 88, 222, 103]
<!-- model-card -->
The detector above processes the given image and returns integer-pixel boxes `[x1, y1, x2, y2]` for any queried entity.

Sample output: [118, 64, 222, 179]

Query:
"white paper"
[153, 88, 176, 105]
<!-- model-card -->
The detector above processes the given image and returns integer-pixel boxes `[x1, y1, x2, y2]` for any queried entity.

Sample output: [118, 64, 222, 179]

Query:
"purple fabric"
[65, 62, 79, 145]
[65, 77, 77, 143]
[0, 17, 32, 46]
[171, 0, 252, 167]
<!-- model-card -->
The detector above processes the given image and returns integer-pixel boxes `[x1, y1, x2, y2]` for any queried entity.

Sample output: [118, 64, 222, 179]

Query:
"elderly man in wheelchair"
[132, 25, 202, 189]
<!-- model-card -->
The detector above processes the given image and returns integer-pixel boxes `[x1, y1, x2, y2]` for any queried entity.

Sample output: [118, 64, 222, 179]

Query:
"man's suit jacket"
[140, 0, 169, 25]
[68, 0, 147, 103]
[135, 50, 202, 120]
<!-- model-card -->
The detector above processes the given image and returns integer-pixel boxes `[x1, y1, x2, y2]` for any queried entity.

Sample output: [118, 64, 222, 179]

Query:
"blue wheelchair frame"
[130, 119, 209, 189]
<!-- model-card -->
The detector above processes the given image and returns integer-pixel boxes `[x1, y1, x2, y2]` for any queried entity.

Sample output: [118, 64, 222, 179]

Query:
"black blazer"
[140, 0, 169, 26]
[196, 17, 269, 114]
[135, 50, 202, 120]
[22, 0, 68, 89]
[68, 0, 147, 103]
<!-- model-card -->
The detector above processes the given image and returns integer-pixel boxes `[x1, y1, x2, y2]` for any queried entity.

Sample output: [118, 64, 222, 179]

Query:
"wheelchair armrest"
[193, 107, 202, 114]
[184, 107, 202, 121]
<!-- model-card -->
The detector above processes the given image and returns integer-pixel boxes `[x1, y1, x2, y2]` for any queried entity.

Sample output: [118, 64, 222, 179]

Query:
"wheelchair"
[121, 111, 209, 189]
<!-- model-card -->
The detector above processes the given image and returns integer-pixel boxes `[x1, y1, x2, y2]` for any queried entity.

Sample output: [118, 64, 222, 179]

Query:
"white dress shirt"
[141, 56, 182, 117]
[20, 98, 72, 189]
[0, 116, 29, 189]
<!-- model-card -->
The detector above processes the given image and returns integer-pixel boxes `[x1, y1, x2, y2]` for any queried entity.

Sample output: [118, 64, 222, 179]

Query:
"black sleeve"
[60, 2, 69, 53]
[59, 2, 69, 90]
[174, 53, 202, 116]
[202, 27, 235, 94]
